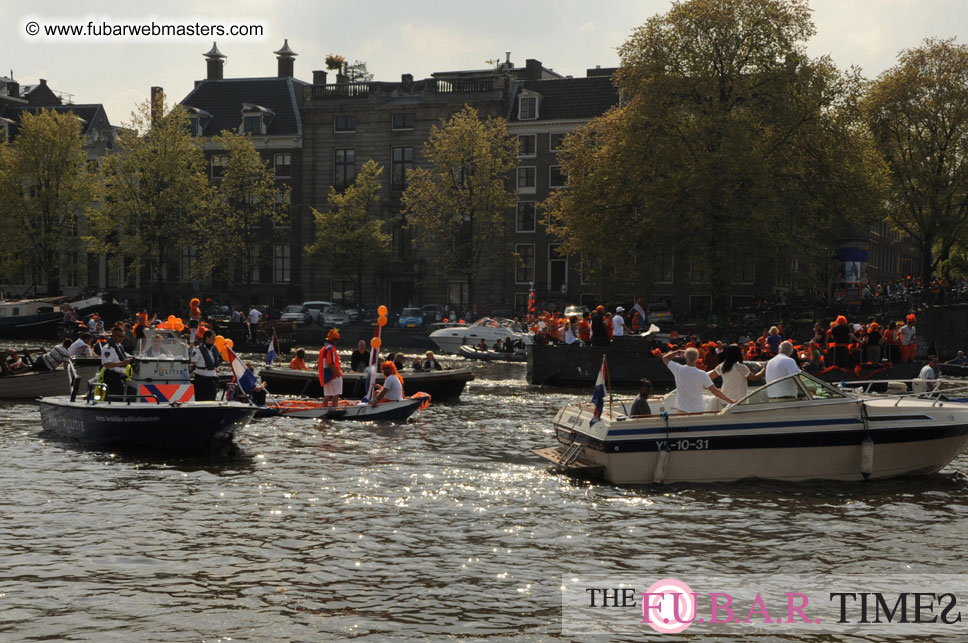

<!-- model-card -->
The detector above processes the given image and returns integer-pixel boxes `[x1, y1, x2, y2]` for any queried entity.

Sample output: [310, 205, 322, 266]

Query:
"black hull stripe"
[605, 417, 864, 437]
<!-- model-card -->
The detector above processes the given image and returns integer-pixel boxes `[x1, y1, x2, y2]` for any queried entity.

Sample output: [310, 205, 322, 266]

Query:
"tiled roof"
[180, 77, 308, 137]
[509, 76, 619, 122]
[0, 104, 106, 138]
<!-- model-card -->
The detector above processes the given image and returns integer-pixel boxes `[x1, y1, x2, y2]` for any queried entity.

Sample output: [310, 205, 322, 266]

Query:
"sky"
[2, 0, 965, 126]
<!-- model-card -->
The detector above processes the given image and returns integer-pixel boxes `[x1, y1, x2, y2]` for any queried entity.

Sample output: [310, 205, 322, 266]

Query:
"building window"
[211, 155, 228, 179]
[273, 244, 291, 284]
[391, 147, 413, 190]
[243, 115, 263, 135]
[334, 115, 357, 133]
[516, 202, 536, 233]
[518, 135, 536, 157]
[181, 246, 196, 282]
[550, 133, 566, 152]
[689, 257, 709, 283]
[548, 244, 567, 294]
[392, 113, 414, 130]
[652, 249, 674, 284]
[515, 243, 535, 284]
[517, 166, 536, 193]
[65, 251, 79, 288]
[549, 166, 567, 189]
[249, 245, 261, 283]
[731, 252, 755, 284]
[332, 279, 355, 306]
[335, 149, 356, 189]
[519, 97, 537, 120]
[274, 153, 292, 178]
[188, 116, 200, 136]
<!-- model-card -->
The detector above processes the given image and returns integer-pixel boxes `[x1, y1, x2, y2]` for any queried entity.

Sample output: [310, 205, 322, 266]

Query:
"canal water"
[1, 354, 967, 641]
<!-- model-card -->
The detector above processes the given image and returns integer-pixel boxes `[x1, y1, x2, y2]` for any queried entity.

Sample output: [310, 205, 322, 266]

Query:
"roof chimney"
[274, 39, 297, 78]
[204, 42, 226, 80]
[525, 59, 542, 81]
[313, 70, 328, 85]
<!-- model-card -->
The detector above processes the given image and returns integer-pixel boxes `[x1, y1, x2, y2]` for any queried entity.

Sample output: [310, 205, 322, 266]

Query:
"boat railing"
[837, 378, 968, 407]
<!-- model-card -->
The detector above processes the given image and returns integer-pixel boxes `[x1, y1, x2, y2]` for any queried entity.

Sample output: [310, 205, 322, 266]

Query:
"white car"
[302, 301, 335, 325]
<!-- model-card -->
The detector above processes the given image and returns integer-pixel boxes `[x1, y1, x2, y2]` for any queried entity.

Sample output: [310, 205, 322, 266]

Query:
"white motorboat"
[429, 317, 531, 354]
[535, 372, 968, 484]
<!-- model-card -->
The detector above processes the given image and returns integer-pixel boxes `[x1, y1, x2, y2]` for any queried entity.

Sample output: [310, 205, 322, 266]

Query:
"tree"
[344, 60, 374, 83]
[865, 38, 968, 287]
[0, 109, 97, 295]
[194, 131, 289, 295]
[402, 106, 517, 309]
[545, 0, 885, 304]
[308, 160, 389, 307]
[85, 95, 215, 303]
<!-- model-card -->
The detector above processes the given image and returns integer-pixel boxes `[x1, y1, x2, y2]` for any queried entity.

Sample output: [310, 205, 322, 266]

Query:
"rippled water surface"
[2, 355, 968, 641]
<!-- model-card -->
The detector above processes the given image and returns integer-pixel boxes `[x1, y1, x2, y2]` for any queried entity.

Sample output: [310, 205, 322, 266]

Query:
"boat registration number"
[655, 438, 710, 451]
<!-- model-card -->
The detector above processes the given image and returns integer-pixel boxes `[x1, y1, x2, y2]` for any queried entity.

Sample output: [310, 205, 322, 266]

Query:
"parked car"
[646, 302, 675, 325]
[322, 306, 351, 326]
[280, 305, 312, 325]
[563, 304, 590, 318]
[398, 307, 425, 329]
[205, 304, 232, 324]
[302, 300, 335, 325]
[420, 304, 445, 324]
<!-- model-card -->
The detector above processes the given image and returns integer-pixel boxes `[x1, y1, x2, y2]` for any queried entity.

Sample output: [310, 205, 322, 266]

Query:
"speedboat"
[534, 371, 968, 484]
[259, 365, 474, 402]
[38, 329, 256, 453]
[255, 394, 431, 422]
[429, 317, 531, 354]
[457, 345, 526, 362]
[0, 348, 100, 400]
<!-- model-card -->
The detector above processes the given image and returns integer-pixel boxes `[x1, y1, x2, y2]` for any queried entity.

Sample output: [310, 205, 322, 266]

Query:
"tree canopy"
[0, 109, 97, 295]
[865, 37, 968, 286]
[402, 106, 517, 309]
[545, 0, 885, 304]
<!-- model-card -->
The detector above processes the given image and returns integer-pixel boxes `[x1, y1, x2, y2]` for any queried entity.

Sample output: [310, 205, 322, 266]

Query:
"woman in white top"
[708, 344, 764, 407]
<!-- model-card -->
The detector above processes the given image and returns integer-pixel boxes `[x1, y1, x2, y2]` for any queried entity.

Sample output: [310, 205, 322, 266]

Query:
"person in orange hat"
[898, 316, 917, 363]
[590, 306, 610, 347]
[318, 328, 343, 406]
[864, 322, 882, 363]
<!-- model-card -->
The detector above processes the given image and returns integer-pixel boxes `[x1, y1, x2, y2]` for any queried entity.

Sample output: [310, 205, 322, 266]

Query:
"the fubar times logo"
[562, 574, 967, 636]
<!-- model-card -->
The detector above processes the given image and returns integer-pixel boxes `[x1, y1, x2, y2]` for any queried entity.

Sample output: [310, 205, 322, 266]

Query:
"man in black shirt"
[350, 340, 370, 372]
[590, 305, 610, 347]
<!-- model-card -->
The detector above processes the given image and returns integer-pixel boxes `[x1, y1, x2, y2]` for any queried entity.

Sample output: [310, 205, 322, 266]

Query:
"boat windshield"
[140, 329, 190, 359]
[736, 372, 847, 406]
[474, 317, 501, 328]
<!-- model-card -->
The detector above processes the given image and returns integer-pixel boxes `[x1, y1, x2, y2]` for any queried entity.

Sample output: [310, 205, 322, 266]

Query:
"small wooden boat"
[0, 349, 101, 400]
[258, 366, 474, 401]
[457, 345, 526, 362]
[254, 393, 430, 422]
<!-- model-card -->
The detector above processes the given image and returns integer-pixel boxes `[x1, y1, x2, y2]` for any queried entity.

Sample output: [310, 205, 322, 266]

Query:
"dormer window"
[519, 96, 538, 120]
[183, 106, 211, 137]
[240, 103, 274, 136]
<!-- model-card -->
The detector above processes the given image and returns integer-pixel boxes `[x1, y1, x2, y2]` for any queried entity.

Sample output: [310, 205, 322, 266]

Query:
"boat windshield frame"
[732, 371, 850, 408]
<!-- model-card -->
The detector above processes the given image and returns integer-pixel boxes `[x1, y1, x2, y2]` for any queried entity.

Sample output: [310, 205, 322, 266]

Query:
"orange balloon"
[174, 322, 185, 331]
[377, 316, 387, 327]
[168, 314, 176, 323]
[225, 339, 233, 348]
[370, 337, 382, 349]
[218, 347, 230, 361]
[377, 305, 388, 317]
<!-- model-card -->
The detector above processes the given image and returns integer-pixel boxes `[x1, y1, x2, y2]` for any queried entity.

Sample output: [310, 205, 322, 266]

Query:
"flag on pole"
[591, 356, 607, 424]
[266, 332, 279, 365]
[228, 347, 259, 397]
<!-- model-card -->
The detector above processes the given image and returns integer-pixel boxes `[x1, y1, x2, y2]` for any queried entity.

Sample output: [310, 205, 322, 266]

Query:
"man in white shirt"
[68, 333, 94, 357]
[913, 355, 939, 393]
[100, 326, 132, 399]
[612, 306, 626, 337]
[765, 341, 801, 399]
[662, 347, 733, 413]
[247, 306, 263, 340]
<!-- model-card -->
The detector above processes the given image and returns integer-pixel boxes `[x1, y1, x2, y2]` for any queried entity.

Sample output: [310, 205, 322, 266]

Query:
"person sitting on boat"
[708, 344, 764, 408]
[33, 339, 72, 373]
[662, 347, 734, 413]
[913, 355, 940, 393]
[62, 303, 77, 328]
[628, 378, 653, 416]
[764, 341, 801, 400]
[476, 339, 487, 351]
[423, 351, 443, 371]
[6, 351, 27, 372]
[350, 341, 370, 372]
[290, 348, 310, 371]
[244, 362, 268, 406]
[69, 333, 95, 357]
[946, 351, 968, 366]
[101, 326, 133, 399]
[318, 329, 343, 407]
[564, 316, 581, 345]
[87, 315, 98, 333]
[142, 334, 172, 358]
[95, 316, 105, 333]
[191, 330, 222, 402]
[370, 361, 404, 406]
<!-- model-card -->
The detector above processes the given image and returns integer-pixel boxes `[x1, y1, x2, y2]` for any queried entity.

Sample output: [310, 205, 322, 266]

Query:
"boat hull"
[38, 397, 256, 453]
[457, 345, 526, 362]
[0, 362, 100, 400]
[258, 367, 473, 401]
[0, 313, 62, 339]
[256, 397, 423, 422]
[540, 397, 968, 484]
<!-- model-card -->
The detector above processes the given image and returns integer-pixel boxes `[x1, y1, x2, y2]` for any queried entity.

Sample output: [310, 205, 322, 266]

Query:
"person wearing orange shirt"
[318, 329, 343, 406]
[289, 348, 309, 371]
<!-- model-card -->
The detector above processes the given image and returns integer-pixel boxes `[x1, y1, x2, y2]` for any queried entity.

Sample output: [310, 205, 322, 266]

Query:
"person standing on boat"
[899, 315, 917, 363]
[247, 305, 263, 340]
[629, 378, 653, 416]
[590, 306, 610, 347]
[764, 341, 801, 399]
[708, 344, 764, 408]
[662, 347, 733, 413]
[191, 330, 222, 402]
[370, 361, 404, 405]
[913, 355, 940, 393]
[318, 329, 343, 407]
[612, 307, 626, 337]
[101, 326, 132, 399]
[69, 333, 95, 357]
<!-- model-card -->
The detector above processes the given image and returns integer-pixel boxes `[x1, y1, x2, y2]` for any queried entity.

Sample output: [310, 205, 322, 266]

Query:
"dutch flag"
[266, 332, 279, 365]
[591, 356, 607, 424]
[228, 347, 259, 396]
